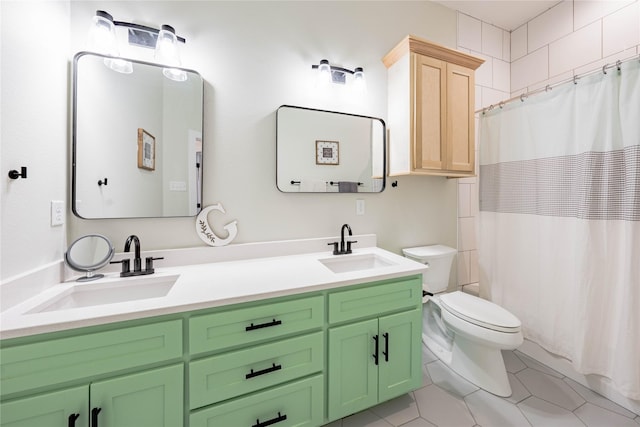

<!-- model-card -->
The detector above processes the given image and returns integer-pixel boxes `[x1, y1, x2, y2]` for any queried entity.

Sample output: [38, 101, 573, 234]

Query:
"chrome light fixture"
[311, 59, 365, 88]
[87, 10, 187, 81]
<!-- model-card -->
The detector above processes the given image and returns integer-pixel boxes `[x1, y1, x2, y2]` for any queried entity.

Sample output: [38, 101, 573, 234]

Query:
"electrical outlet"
[51, 200, 64, 226]
[356, 199, 365, 215]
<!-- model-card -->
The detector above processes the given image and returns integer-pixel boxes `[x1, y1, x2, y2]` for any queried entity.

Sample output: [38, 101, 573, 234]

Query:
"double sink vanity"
[0, 235, 426, 427]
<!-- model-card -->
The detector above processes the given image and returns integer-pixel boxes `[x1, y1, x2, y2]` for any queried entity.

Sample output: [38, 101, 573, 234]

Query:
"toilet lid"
[439, 291, 521, 332]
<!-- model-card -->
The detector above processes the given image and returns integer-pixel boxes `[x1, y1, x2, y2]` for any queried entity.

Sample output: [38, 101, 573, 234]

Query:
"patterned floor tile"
[563, 377, 638, 419]
[504, 372, 532, 405]
[422, 363, 433, 387]
[574, 403, 639, 427]
[426, 360, 479, 398]
[465, 389, 532, 426]
[517, 396, 584, 427]
[516, 368, 585, 411]
[369, 393, 420, 426]
[514, 352, 564, 378]
[503, 350, 527, 373]
[413, 384, 476, 427]
[341, 409, 394, 427]
[398, 418, 437, 427]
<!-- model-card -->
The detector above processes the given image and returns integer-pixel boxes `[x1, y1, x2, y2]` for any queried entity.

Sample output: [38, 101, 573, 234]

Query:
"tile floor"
[324, 345, 640, 427]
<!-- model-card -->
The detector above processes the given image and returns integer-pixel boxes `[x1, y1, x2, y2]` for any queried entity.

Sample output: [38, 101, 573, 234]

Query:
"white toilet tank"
[402, 245, 457, 293]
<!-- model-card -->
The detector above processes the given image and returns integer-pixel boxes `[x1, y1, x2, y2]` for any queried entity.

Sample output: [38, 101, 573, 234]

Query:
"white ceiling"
[434, 0, 562, 31]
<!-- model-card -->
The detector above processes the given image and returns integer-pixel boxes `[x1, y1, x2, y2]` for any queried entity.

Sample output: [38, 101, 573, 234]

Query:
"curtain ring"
[616, 60, 622, 72]
[498, 101, 505, 109]
[520, 93, 527, 102]
[545, 85, 551, 92]
[602, 64, 608, 74]
[573, 75, 578, 85]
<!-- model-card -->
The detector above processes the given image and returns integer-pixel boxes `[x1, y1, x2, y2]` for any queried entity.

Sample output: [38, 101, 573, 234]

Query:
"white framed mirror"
[276, 105, 386, 193]
[72, 52, 204, 218]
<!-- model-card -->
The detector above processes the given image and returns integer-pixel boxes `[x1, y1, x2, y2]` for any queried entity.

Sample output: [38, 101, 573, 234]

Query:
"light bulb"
[88, 10, 118, 56]
[317, 59, 332, 86]
[353, 67, 367, 94]
[155, 25, 181, 67]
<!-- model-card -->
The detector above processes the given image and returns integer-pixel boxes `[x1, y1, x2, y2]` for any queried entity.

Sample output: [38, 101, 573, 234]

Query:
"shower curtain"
[478, 60, 640, 400]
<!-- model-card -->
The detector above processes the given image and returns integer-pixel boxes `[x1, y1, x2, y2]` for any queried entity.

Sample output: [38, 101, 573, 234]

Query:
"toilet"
[403, 245, 523, 397]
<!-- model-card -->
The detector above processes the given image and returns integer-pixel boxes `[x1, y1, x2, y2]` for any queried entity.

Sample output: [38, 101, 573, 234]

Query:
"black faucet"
[124, 235, 142, 273]
[110, 235, 163, 277]
[328, 224, 358, 255]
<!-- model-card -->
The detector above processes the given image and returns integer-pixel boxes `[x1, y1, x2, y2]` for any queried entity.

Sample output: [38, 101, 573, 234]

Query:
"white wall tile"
[470, 182, 479, 217]
[503, 30, 511, 61]
[549, 21, 602, 77]
[474, 52, 493, 87]
[575, 0, 636, 30]
[511, 46, 549, 92]
[458, 250, 470, 286]
[481, 87, 510, 109]
[492, 58, 510, 92]
[458, 183, 471, 217]
[528, 0, 573, 52]
[458, 13, 482, 52]
[511, 25, 528, 61]
[482, 22, 503, 58]
[469, 250, 479, 283]
[603, 2, 640, 57]
[458, 217, 477, 251]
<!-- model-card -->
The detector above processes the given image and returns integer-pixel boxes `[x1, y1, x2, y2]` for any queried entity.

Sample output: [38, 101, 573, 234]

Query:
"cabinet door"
[327, 319, 379, 421]
[413, 53, 446, 172]
[0, 386, 87, 427]
[378, 308, 423, 402]
[446, 63, 475, 173]
[90, 364, 183, 427]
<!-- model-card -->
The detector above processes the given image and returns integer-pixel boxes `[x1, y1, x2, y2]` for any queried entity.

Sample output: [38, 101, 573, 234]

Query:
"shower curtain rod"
[477, 53, 640, 115]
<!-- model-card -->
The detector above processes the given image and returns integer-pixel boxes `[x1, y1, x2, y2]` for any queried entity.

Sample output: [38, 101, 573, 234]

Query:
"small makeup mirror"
[65, 234, 115, 282]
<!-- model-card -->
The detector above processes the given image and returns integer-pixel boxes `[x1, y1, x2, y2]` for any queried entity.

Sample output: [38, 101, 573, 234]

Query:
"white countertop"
[0, 242, 427, 340]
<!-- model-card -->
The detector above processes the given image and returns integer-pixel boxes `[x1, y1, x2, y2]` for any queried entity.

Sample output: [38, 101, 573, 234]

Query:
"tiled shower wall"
[454, 0, 640, 290]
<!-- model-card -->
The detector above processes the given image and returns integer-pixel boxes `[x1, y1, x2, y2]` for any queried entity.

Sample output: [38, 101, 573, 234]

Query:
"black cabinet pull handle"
[68, 413, 80, 427]
[252, 411, 287, 427]
[372, 334, 379, 365]
[246, 363, 282, 379]
[246, 319, 282, 331]
[91, 407, 101, 427]
[383, 332, 389, 362]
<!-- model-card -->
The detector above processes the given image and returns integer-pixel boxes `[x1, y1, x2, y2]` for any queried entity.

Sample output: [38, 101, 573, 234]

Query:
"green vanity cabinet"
[0, 320, 183, 427]
[0, 386, 88, 427]
[326, 277, 422, 422]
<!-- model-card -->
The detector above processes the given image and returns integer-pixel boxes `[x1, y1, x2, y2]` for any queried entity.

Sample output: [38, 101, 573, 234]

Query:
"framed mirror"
[65, 234, 115, 281]
[72, 52, 204, 218]
[276, 105, 386, 193]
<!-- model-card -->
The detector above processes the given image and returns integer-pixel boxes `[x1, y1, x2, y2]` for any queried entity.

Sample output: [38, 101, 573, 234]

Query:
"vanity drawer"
[0, 320, 182, 397]
[189, 295, 324, 355]
[328, 277, 422, 324]
[189, 331, 323, 409]
[190, 374, 323, 427]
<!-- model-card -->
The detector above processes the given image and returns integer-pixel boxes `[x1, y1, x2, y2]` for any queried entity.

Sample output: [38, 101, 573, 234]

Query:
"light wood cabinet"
[383, 34, 484, 177]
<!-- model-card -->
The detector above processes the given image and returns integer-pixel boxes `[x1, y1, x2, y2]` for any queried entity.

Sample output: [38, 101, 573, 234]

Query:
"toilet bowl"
[403, 245, 523, 397]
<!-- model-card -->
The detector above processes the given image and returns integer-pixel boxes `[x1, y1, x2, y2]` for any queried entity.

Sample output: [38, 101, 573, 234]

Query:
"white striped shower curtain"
[478, 60, 640, 400]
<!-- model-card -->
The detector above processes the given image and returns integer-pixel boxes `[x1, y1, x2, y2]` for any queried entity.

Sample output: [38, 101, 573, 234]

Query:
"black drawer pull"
[245, 318, 282, 331]
[246, 363, 282, 379]
[91, 407, 101, 427]
[372, 334, 379, 365]
[68, 413, 80, 427]
[252, 412, 287, 427]
[383, 332, 389, 362]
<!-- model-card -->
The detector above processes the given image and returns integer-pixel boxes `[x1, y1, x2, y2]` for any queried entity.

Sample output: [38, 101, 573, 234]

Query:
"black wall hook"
[8, 167, 27, 180]
[98, 178, 108, 186]
[391, 180, 398, 187]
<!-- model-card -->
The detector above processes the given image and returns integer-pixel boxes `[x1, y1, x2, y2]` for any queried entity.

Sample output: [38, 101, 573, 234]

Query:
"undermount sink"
[28, 275, 179, 314]
[319, 253, 396, 273]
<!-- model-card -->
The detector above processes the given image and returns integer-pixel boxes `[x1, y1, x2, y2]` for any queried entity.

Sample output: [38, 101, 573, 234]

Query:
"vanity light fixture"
[87, 10, 187, 81]
[311, 59, 365, 87]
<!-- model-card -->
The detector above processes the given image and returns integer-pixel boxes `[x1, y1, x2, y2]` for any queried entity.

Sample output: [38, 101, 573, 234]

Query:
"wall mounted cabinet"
[383, 35, 484, 177]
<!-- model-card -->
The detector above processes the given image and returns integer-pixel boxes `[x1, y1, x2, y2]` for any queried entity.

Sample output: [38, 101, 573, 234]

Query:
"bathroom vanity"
[0, 237, 426, 427]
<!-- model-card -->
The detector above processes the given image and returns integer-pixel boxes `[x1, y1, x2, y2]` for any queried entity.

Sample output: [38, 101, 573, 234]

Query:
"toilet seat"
[440, 291, 521, 333]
